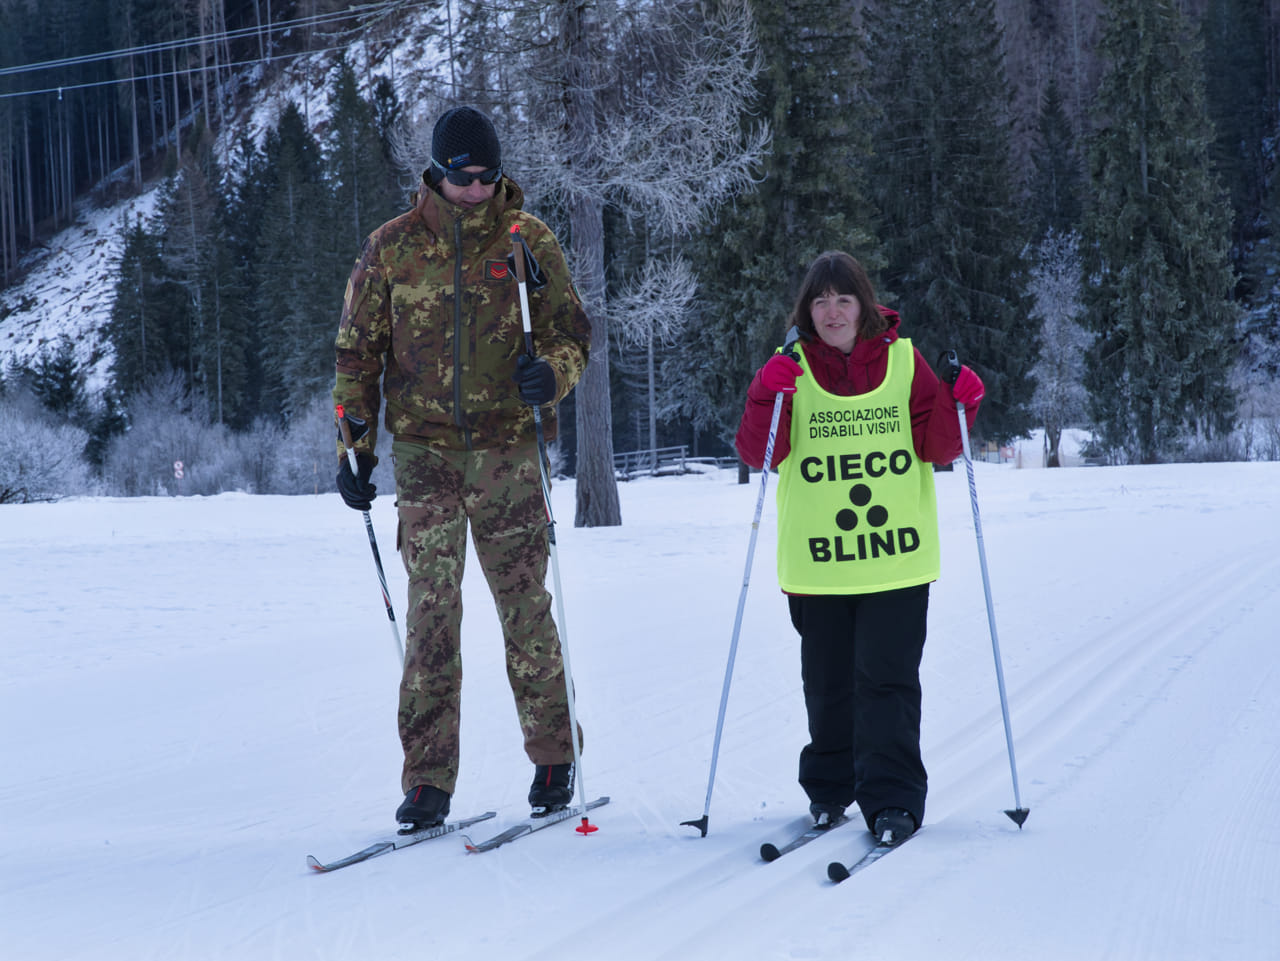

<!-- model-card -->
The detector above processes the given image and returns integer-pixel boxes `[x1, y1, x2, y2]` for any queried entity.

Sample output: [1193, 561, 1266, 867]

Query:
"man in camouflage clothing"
[332, 106, 592, 830]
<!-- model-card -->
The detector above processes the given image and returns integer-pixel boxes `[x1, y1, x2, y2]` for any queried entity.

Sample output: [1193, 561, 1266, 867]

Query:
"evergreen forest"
[2, 0, 1279, 513]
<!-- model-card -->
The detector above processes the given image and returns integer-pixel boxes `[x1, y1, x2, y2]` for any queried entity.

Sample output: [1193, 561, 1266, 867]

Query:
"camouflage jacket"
[333, 177, 591, 456]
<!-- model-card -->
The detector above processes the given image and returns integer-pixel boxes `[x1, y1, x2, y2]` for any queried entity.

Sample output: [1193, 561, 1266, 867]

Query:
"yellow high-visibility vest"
[776, 338, 941, 594]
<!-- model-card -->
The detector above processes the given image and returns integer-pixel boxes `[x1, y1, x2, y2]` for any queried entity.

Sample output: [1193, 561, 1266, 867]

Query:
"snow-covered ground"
[3, 459, 1278, 960]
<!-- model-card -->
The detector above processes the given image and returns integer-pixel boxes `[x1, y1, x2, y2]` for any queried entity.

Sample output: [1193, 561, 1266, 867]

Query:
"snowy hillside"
[0, 17, 446, 395]
[0, 192, 160, 394]
[3, 460, 1278, 960]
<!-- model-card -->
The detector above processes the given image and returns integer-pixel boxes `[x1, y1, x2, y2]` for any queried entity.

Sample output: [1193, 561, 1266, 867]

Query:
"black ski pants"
[789, 584, 929, 832]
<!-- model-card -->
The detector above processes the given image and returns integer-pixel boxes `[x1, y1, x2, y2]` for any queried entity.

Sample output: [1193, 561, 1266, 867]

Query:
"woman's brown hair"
[785, 251, 888, 343]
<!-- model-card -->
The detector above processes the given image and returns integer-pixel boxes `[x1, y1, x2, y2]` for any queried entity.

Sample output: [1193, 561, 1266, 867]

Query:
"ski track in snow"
[2, 463, 1279, 960]
[535, 508, 1280, 960]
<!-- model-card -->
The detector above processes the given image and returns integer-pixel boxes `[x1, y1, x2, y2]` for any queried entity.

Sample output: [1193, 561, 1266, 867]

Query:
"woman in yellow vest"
[735, 251, 985, 843]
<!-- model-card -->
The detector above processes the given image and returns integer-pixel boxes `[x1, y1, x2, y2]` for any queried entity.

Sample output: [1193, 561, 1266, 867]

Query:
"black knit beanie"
[430, 106, 502, 175]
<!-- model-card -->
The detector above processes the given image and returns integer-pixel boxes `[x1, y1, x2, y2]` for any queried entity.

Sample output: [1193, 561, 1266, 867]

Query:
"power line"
[0, 40, 410, 102]
[0, 0, 403, 78]
[0, 0, 406, 93]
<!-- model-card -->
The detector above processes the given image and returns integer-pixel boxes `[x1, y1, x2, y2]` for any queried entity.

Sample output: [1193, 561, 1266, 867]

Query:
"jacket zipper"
[451, 216, 472, 450]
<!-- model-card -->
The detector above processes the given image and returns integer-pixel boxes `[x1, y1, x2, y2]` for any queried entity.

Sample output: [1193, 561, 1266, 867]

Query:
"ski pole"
[939, 350, 1029, 828]
[336, 405, 404, 668]
[510, 225, 596, 836]
[682, 326, 802, 837]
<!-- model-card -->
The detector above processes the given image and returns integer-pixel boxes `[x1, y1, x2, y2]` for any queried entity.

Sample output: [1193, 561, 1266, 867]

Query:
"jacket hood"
[413, 175, 526, 242]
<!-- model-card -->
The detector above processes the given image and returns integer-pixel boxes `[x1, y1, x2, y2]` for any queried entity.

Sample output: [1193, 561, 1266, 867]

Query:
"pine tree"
[1083, 0, 1239, 463]
[1028, 76, 1084, 239]
[222, 131, 274, 423]
[84, 387, 128, 469]
[1200, 0, 1268, 265]
[30, 336, 88, 420]
[865, 0, 1035, 442]
[326, 57, 402, 254]
[370, 75, 407, 190]
[673, 0, 879, 458]
[253, 102, 338, 424]
[108, 213, 190, 390]
[159, 124, 251, 428]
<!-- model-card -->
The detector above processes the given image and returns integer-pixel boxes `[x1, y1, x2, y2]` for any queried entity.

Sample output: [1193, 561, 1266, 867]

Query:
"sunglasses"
[433, 160, 503, 187]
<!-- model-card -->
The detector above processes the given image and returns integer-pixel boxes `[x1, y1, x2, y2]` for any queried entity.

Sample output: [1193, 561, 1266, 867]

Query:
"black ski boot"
[396, 785, 450, 833]
[809, 801, 847, 829]
[871, 807, 916, 846]
[528, 763, 574, 817]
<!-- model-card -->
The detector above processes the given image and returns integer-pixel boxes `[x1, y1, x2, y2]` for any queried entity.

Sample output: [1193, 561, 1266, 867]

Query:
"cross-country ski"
[306, 811, 497, 873]
[461, 797, 610, 853]
[827, 828, 922, 884]
[760, 813, 851, 862]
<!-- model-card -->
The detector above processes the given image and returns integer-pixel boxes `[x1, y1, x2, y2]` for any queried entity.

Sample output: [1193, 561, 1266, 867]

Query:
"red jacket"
[735, 309, 977, 469]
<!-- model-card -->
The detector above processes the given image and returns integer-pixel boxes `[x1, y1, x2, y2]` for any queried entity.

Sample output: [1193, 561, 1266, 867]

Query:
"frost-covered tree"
[1232, 322, 1280, 460]
[236, 391, 343, 494]
[415, 0, 768, 526]
[100, 369, 235, 496]
[0, 388, 97, 503]
[1027, 230, 1089, 466]
[609, 253, 699, 461]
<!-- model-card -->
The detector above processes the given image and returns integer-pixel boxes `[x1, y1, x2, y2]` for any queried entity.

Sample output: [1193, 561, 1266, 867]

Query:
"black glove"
[507, 245, 548, 290]
[514, 354, 557, 406]
[336, 453, 376, 511]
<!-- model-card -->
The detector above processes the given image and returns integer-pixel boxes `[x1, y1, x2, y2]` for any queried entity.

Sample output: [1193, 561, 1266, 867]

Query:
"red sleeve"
[910, 347, 978, 465]
[734, 367, 794, 469]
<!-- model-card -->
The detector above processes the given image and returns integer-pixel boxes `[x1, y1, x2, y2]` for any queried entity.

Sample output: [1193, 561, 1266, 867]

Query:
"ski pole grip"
[336, 406, 354, 449]
[335, 406, 361, 474]
[510, 225, 537, 354]
[776, 324, 804, 363]
[938, 349, 961, 386]
[509, 226, 528, 286]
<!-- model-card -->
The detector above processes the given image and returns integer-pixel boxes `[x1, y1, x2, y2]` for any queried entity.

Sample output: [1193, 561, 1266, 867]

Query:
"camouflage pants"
[392, 438, 579, 795]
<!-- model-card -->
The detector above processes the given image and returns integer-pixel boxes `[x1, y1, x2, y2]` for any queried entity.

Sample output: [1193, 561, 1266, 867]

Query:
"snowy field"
[2, 458, 1278, 960]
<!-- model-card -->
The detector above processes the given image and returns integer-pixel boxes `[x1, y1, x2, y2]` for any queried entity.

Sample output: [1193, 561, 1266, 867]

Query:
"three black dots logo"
[835, 483, 889, 532]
